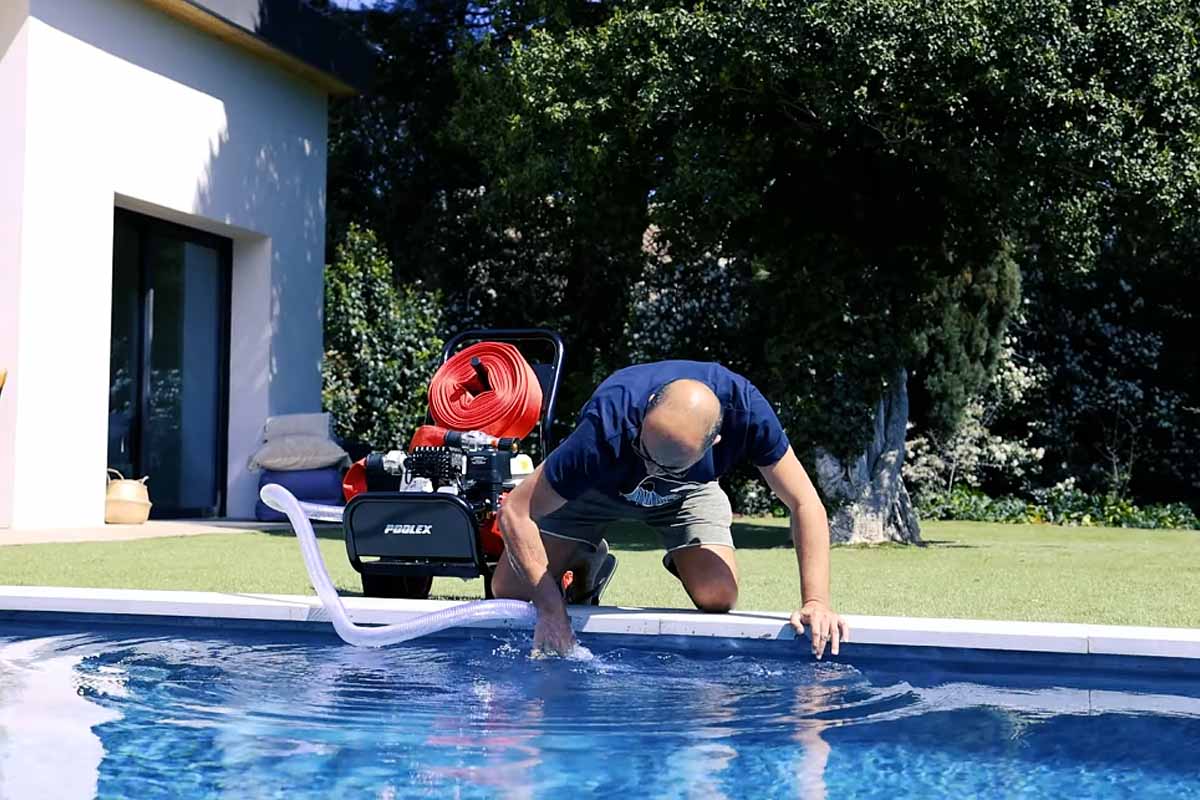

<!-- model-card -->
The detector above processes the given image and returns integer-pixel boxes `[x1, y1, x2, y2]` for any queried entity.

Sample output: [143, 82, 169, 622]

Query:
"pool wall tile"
[657, 612, 792, 640]
[572, 608, 661, 636]
[843, 615, 1091, 655]
[1090, 689, 1200, 716]
[1086, 626, 1200, 659]
[1, 588, 1198, 664]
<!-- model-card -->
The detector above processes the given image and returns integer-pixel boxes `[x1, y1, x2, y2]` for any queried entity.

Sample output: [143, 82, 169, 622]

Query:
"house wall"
[0, 2, 31, 529]
[1, 0, 329, 529]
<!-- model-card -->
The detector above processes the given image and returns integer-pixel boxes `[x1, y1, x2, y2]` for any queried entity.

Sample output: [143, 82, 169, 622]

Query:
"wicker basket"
[105, 469, 152, 524]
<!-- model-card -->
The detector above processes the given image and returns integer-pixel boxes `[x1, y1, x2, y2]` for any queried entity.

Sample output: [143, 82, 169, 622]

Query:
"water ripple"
[2, 626, 1198, 800]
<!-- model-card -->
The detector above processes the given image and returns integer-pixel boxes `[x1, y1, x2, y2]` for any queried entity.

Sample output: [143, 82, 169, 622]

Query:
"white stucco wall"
[1, 0, 329, 528]
[0, 2, 31, 531]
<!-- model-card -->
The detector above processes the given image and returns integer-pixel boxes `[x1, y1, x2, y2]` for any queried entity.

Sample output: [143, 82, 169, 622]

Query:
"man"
[495, 360, 849, 658]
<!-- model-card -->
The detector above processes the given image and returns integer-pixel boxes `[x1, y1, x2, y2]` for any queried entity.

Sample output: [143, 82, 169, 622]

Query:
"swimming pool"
[3, 605, 1199, 799]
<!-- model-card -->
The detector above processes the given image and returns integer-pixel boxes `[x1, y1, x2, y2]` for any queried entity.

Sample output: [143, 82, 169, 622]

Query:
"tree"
[1017, 256, 1200, 503]
[320, 1, 636, 430]
[320, 0, 499, 288]
[455, 0, 1200, 541]
[905, 333, 1046, 500]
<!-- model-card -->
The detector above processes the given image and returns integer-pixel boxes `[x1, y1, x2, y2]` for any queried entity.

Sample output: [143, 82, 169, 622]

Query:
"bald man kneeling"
[495, 361, 848, 658]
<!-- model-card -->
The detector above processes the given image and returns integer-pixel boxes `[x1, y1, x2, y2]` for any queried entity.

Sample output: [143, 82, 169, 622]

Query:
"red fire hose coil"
[426, 342, 542, 439]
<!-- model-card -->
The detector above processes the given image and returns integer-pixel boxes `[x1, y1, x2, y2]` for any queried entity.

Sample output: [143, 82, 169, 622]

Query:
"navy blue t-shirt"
[543, 361, 790, 502]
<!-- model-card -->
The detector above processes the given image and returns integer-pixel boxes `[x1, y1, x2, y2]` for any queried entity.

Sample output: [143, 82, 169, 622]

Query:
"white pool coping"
[1, 586, 1198, 661]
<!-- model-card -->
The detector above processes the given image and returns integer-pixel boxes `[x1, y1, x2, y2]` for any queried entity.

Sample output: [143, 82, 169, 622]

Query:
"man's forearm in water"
[500, 511, 567, 614]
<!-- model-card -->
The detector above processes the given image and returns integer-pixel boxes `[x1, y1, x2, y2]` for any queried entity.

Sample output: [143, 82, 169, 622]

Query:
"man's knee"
[489, 534, 579, 601]
[671, 544, 739, 612]
[689, 580, 738, 613]
[490, 559, 529, 600]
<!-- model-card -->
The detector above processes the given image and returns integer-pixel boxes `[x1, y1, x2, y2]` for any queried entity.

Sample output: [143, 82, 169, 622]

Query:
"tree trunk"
[814, 369, 922, 545]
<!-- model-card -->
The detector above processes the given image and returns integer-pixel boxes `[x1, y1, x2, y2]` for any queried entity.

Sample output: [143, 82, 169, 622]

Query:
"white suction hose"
[259, 483, 536, 647]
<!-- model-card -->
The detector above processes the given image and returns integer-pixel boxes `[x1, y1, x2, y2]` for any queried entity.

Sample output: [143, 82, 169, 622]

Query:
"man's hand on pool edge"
[791, 601, 849, 660]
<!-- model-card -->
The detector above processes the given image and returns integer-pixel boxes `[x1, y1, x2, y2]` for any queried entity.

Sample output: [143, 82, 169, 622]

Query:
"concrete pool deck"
[0, 520, 294, 546]
[1, 586, 1198, 662]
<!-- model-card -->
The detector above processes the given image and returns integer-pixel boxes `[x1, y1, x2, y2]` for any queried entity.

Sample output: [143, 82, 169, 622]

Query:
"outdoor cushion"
[262, 412, 332, 441]
[258, 467, 344, 499]
[249, 435, 349, 472]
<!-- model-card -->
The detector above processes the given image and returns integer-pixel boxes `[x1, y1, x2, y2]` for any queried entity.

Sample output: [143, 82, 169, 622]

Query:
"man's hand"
[532, 605, 578, 658]
[790, 601, 849, 660]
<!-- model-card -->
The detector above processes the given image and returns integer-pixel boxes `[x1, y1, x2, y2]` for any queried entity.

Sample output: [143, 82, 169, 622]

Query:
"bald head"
[639, 379, 723, 473]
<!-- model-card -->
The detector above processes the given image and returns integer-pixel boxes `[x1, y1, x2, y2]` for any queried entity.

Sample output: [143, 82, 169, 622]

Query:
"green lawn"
[1, 519, 1197, 627]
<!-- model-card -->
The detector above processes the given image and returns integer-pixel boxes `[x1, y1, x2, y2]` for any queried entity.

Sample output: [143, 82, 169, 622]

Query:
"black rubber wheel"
[360, 573, 434, 599]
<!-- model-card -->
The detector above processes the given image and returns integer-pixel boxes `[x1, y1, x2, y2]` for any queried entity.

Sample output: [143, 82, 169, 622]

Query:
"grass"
[1, 519, 1197, 627]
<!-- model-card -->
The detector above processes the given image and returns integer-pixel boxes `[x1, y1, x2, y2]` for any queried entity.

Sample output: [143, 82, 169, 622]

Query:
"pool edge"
[1, 586, 1197, 661]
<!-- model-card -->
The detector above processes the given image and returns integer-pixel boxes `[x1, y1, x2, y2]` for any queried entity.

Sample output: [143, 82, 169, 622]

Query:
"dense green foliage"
[919, 484, 1200, 530]
[320, 0, 1200, 519]
[454, 0, 1200, 463]
[322, 225, 444, 448]
[1013, 265, 1200, 504]
[321, 1, 490, 284]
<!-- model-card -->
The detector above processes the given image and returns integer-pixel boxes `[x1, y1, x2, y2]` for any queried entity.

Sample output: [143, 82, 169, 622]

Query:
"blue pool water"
[1, 621, 1199, 799]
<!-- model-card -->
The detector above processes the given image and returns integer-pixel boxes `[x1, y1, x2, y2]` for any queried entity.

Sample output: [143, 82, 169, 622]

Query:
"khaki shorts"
[535, 480, 734, 574]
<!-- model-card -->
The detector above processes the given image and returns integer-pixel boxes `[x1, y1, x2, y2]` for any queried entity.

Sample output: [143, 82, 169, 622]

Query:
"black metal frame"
[112, 208, 233, 519]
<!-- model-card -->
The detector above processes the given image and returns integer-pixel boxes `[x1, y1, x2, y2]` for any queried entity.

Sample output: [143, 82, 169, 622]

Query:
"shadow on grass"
[269, 523, 979, 555]
[261, 520, 794, 551]
[601, 520, 794, 551]
[259, 523, 345, 541]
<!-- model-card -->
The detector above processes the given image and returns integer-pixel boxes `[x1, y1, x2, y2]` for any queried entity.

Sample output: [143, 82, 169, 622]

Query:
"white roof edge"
[1, 586, 1198, 660]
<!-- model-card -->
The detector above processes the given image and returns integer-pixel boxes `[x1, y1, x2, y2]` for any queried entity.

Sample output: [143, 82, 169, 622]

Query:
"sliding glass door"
[108, 209, 231, 518]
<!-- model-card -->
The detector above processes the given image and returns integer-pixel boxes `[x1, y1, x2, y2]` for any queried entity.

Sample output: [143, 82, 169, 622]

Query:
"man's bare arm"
[757, 447, 849, 658]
